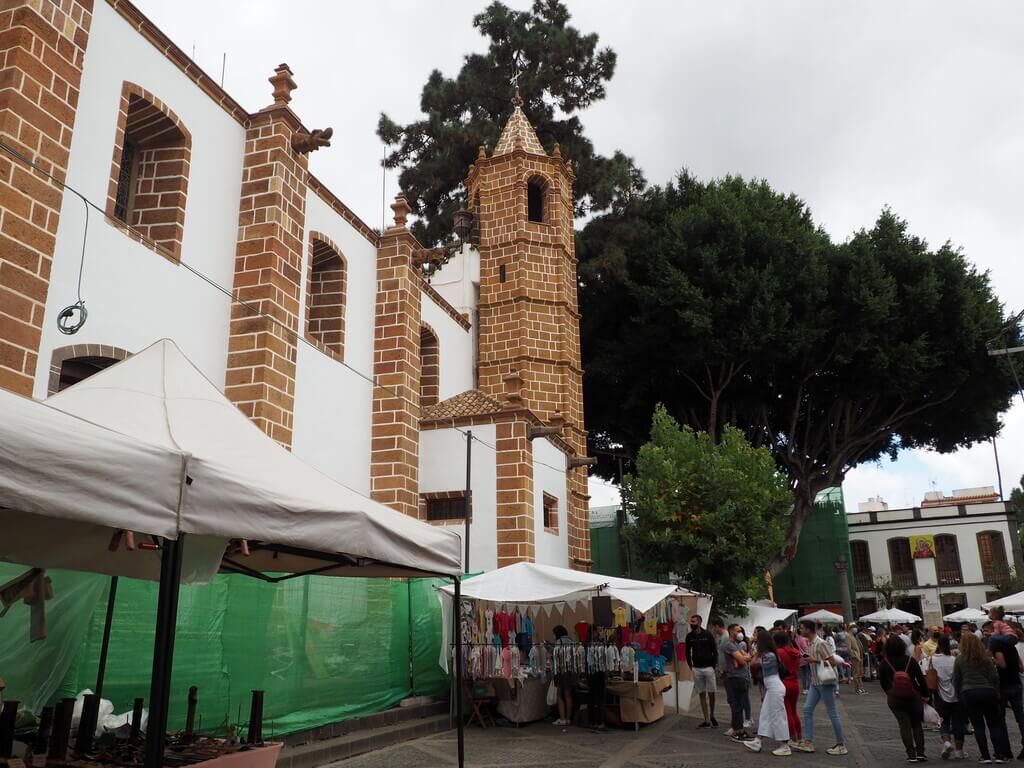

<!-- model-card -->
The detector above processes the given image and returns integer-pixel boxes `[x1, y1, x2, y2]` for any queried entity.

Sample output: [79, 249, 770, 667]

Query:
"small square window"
[425, 494, 468, 522]
[543, 493, 558, 532]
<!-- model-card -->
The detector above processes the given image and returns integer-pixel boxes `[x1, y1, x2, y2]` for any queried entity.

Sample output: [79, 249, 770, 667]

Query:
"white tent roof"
[984, 592, 1024, 612]
[39, 339, 462, 579]
[859, 607, 921, 624]
[943, 607, 989, 623]
[801, 609, 844, 624]
[0, 386, 225, 581]
[439, 562, 692, 613]
[726, 601, 797, 636]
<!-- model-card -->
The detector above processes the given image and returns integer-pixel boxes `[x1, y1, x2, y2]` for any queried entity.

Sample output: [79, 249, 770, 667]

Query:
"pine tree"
[377, 0, 644, 246]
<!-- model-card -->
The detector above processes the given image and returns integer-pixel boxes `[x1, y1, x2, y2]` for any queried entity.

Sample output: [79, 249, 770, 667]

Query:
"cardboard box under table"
[607, 675, 672, 724]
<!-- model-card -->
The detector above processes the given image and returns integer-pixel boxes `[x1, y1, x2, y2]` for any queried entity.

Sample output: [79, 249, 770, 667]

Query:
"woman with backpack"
[879, 635, 929, 762]
[742, 628, 792, 756]
[954, 631, 1012, 764]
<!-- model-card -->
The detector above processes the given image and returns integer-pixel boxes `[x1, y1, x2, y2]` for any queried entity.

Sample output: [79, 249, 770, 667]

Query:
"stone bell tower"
[466, 91, 591, 569]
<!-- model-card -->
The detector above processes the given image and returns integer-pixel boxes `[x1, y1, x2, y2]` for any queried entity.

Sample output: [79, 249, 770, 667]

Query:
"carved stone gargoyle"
[292, 126, 333, 154]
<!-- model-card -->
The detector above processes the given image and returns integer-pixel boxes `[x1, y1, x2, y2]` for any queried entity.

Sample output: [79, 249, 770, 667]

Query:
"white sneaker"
[952, 751, 965, 760]
[826, 744, 849, 756]
[744, 739, 763, 753]
[942, 742, 953, 760]
[744, 719, 755, 729]
[773, 745, 793, 756]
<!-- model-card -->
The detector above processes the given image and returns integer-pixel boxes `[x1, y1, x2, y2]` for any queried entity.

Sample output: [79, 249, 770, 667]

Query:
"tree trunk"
[767, 491, 815, 577]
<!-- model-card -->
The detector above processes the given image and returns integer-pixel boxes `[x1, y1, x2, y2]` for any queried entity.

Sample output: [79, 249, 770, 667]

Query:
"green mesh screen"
[0, 564, 451, 736]
[773, 487, 854, 606]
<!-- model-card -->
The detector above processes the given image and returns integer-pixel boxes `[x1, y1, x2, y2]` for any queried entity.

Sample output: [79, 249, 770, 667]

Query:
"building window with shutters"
[850, 540, 873, 591]
[978, 530, 1008, 584]
[887, 537, 917, 588]
[935, 534, 963, 586]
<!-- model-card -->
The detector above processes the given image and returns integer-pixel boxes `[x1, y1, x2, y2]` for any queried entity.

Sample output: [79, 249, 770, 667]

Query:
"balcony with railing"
[891, 571, 917, 589]
[937, 567, 963, 586]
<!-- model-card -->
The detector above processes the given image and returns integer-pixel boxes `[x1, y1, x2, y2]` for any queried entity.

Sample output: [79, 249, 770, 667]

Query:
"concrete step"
[276, 712, 451, 768]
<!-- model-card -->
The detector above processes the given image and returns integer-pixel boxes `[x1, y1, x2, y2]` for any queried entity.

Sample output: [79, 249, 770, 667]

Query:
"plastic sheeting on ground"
[0, 563, 451, 735]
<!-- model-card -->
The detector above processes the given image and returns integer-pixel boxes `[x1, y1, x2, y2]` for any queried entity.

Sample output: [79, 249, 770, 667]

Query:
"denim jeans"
[804, 683, 845, 744]
[935, 697, 965, 743]
[799, 665, 811, 691]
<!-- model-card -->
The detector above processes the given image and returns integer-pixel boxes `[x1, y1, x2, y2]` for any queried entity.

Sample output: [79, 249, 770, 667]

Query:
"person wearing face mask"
[721, 623, 753, 740]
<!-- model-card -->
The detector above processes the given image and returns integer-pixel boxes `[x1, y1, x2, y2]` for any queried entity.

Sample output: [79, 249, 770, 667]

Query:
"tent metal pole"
[464, 430, 472, 572]
[144, 534, 185, 768]
[454, 576, 465, 768]
[94, 575, 119, 699]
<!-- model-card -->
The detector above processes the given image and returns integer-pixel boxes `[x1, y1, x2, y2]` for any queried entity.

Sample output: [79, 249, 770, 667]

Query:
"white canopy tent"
[984, 593, 1024, 612]
[801, 609, 844, 624]
[859, 607, 921, 624]
[726, 601, 797, 636]
[42, 339, 462, 580]
[943, 607, 989, 623]
[0, 339, 464, 768]
[437, 562, 712, 670]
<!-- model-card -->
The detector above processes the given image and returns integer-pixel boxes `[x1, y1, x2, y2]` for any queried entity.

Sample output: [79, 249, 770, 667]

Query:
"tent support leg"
[454, 576, 465, 768]
[95, 575, 118, 699]
[144, 534, 185, 768]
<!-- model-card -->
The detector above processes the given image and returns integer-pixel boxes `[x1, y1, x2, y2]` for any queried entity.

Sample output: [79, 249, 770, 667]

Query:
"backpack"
[887, 657, 916, 698]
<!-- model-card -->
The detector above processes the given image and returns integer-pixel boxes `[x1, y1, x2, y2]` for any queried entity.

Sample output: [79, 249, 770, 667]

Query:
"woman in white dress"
[744, 628, 792, 756]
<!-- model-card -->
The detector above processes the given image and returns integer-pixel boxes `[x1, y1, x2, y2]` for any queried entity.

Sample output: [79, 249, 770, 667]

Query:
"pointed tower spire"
[494, 87, 545, 156]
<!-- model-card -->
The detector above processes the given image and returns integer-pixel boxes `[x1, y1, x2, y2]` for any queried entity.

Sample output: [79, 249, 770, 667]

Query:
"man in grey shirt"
[721, 623, 753, 740]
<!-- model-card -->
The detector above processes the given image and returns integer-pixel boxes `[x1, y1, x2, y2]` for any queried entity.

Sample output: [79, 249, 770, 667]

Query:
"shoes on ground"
[730, 731, 752, 742]
[697, 721, 711, 729]
[724, 728, 737, 737]
[951, 750, 965, 760]
[826, 744, 849, 756]
[743, 739, 762, 753]
[790, 740, 815, 753]
[744, 719, 755, 729]
[710, 717, 719, 727]
[773, 745, 792, 756]
[942, 742, 953, 760]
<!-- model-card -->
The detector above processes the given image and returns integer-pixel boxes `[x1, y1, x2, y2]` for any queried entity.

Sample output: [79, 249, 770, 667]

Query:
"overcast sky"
[134, 0, 1024, 512]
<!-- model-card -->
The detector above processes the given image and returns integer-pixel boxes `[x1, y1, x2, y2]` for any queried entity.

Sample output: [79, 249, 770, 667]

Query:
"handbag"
[817, 661, 837, 685]
[926, 662, 938, 692]
[546, 680, 557, 707]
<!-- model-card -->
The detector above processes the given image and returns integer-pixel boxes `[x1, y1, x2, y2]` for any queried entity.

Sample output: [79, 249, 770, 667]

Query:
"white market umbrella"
[943, 607, 989, 623]
[860, 607, 921, 624]
[983, 592, 1024, 613]
[801, 609, 844, 624]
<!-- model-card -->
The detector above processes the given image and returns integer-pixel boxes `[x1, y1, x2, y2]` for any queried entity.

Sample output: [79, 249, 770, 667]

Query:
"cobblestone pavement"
[326, 678, 1024, 767]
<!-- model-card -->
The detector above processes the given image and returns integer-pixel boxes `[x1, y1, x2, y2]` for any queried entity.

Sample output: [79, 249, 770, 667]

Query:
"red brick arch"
[48, 343, 131, 395]
[305, 231, 348, 361]
[105, 81, 192, 262]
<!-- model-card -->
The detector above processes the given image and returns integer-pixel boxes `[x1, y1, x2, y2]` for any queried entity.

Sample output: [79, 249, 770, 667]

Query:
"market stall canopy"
[726, 601, 797, 635]
[439, 562, 690, 614]
[801, 609, 844, 624]
[943, 607, 989, 623]
[44, 339, 463, 579]
[983, 592, 1024, 612]
[0, 387, 226, 582]
[859, 607, 921, 624]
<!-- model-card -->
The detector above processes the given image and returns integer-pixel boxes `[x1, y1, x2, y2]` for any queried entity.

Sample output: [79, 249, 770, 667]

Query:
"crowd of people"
[684, 605, 1024, 763]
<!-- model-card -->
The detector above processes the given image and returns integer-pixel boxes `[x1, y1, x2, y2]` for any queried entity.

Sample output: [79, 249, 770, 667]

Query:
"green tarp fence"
[0, 563, 451, 736]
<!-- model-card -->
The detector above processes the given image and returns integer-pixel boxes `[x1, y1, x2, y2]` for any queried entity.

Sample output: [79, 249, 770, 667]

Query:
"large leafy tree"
[621, 406, 790, 612]
[580, 172, 1022, 576]
[377, 0, 644, 246]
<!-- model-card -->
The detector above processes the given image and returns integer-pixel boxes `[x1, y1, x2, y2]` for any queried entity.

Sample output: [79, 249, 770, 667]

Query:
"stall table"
[607, 675, 672, 726]
[493, 678, 548, 724]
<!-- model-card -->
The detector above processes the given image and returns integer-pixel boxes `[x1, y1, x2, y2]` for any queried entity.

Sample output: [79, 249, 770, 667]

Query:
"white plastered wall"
[420, 293, 473, 402]
[291, 193, 380, 493]
[35, 1, 244, 397]
[420, 425, 496, 572]
[533, 437, 569, 568]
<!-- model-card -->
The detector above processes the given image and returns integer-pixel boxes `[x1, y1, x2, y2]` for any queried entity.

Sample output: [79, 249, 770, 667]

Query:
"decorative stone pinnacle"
[269, 63, 297, 106]
[512, 86, 523, 108]
[552, 143, 561, 159]
[502, 371, 525, 409]
[390, 193, 411, 229]
[478, 145, 487, 160]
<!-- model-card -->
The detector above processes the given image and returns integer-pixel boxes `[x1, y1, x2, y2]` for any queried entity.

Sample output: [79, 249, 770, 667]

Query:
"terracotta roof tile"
[423, 389, 503, 421]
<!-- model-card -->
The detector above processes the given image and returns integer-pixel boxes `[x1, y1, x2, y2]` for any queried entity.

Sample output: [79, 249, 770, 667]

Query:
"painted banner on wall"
[910, 534, 936, 559]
